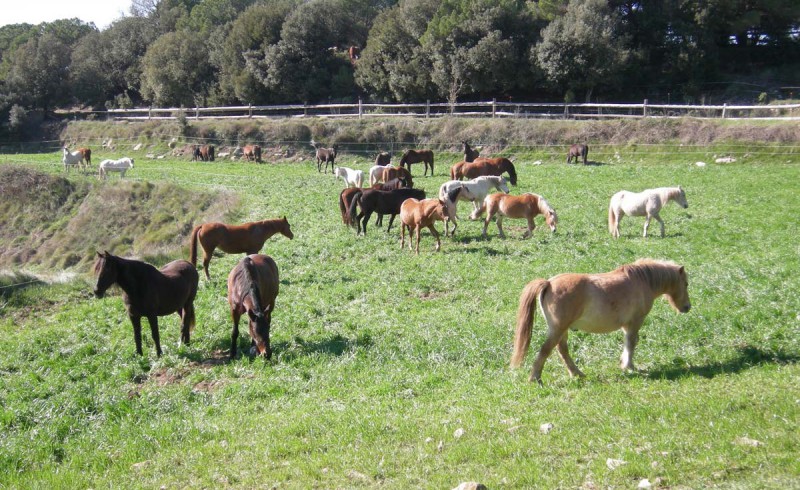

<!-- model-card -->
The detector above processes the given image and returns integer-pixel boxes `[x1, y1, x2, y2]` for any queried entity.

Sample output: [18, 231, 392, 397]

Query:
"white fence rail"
[99, 99, 800, 121]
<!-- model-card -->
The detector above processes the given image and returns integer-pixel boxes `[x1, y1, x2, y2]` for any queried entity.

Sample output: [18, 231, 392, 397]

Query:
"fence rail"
[88, 99, 800, 122]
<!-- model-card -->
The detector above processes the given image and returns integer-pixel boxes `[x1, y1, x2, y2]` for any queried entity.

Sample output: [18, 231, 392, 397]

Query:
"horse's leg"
[556, 333, 585, 378]
[523, 215, 535, 239]
[400, 222, 406, 249]
[496, 216, 506, 238]
[180, 303, 194, 345]
[643, 215, 651, 237]
[385, 213, 396, 233]
[414, 225, 421, 254]
[653, 212, 665, 237]
[482, 210, 493, 238]
[620, 323, 642, 371]
[530, 328, 562, 385]
[202, 248, 213, 280]
[147, 315, 162, 357]
[376, 213, 383, 227]
[230, 310, 241, 358]
[130, 315, 144, 356]
[429, 224, 441, 251]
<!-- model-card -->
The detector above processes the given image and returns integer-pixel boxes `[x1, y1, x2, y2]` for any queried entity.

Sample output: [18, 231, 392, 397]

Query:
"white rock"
[606, 458, 627, 470]
[453, 427, 465, 439]
[540, 422, 554, 434]
[638, 478, 652, 488]
[735, 436, 764, 447]
[695, 161, 707, 167]
[715, 156, 736, 163]
[133, 143, 143, 151]
[533, 160, 543, 165]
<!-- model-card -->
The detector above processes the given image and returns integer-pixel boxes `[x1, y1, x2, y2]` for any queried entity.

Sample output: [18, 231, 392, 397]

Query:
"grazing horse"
[399, 149, 434, 176]
[462, 157, 518, 186]
[243, 144, 262, 163]
[374, 152, 391, 166]
[339, 178, 411, 226]
[510, 259, 691, 385]
[449, 160, 468, 180]
[381, 166, 413, 189]
[191, 145, 202, 161]
[227, 254, 279, 359]
[98, 157, 134, 179]
[62, 147, 84, 172]
[478, 193, 558, 238]
[462, 141, 480, 162]
[199, 145, 215, 162]
[316, 145, 338, 174]
[608, 186, 688, 238]
[349, 187, 426, 235]
[399, 187, 462, 254]
[439, 175, 509, 219]
[567, 144, 588, 165]
[334, 166, 364, 188]
[93, 251, 198, 357]
[190, 217, 294, 280]
[77, 147, 92, 169]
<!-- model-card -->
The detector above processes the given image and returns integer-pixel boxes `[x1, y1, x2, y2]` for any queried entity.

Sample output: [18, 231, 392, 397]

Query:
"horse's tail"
[339, 190, 350, 225]
[608, 198, 617, 235]
[506, 160, 518, 186]
[242, 256, 264, 316]
[189, 225, 202, 265]
[348, 191, 363, 229]
[511, 279, 549, 368]
[85, 148, 91, 165]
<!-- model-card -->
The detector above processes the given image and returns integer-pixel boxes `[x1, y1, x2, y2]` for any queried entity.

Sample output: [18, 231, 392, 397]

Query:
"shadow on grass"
[646, 345, 800, 381]
[192, 332, 372, 364]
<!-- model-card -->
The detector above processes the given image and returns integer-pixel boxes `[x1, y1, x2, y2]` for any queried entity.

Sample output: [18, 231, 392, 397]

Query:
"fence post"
[492, 98, 496, 118]
[643, 99, 648, 117]
[358, 98, 363, 119]
[563, 104, 569, 119]
[148, 107, 152, 120]
[303, 102, 308, 117]
[426, 100, 430, 119]
[195, 107, 200, 120]
[722, 103, 727, 118]
[248, 103, 253, 118]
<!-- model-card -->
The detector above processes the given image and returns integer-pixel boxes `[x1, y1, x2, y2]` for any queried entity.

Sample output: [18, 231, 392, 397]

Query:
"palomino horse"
[462, 141, 480, 162]
[339, 178, 410, 226]
[98, 157, 134, 179]
[462, 157, 517, 185]
[478, 192, 558, 238]
[510, 259, 691, 385]
[399, 187, 462, 254]
[399, 149, 434, 176]
[316, 145, 338, 173]
[62, 147, 84, 172]
[227, 254, 279, 359]
[608, 186, 688, 238]
[93, 251, 198, 357]
[243, 144, 262, 163]
[190, 217, 294, 280]
[334, 166, 364, 188]
[567, 144, 588, 165]
[382, 166, 414, 188]
[348, 187, 426, 235]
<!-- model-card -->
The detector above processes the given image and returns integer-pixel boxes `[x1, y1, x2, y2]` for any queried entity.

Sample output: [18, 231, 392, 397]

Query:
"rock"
[715, 156, 736, 163]
[346, 470, 369, 482]
[533, 160, 543, 165]
[146, 153, 156, 159]
[133, 143, 143, 151]
[606, 458, 627, 470]
[695, 161, 707, 167]
[452, 483, 487, 490]
[638, 478, 652, 488]
[453, 428, 465, 439]
[539, 422, 554, 434]
[735, 437, 764, 447]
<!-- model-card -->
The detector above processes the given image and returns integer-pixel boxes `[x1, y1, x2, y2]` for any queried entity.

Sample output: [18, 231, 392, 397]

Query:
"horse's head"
[93, 251, 117, 298]
[129, 158, 134, 168]
[247, 304, 272, 359]
[545, 208, 558, 233]
[676, 186, 688, 209]
[497, 177, 510, 194]
[666, 265, 691, 314]
[280, 216, 294, 239]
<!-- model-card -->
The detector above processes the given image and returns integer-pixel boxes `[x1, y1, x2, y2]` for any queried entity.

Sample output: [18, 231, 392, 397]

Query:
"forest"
[0, 0, 799, 133]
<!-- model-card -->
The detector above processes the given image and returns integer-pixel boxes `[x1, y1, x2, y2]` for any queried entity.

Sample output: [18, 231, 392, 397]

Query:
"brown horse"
[243, 144, 262, 163]
[93, 251, 198, 357]
[227, 254, 279, 359]
[382, 166, 414, 188]
[316, 145, 338, 173]
[462, 141, 480, 162]
[399, 149, 434, 176]
[374, 152, 391, 166]
[399, 187, 462, 254]
[191, 145, 202, 161]
[478, 193, 558, 238]
[190, 217, 294, 280]
[450, 160, 468, 180]
[567, 144, 588, 165]
[511, 259, 691, 385]
[349, 187, 426, 235]
[77, 147, 92, 169]
[339, 178, 410, 226]
[199, 145, 215, 162]
[462, 157, 517, 185]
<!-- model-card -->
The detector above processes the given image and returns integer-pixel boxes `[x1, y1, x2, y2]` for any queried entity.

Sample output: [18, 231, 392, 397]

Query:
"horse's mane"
[538, 196, 557, 221]
[619, 259, 681, 291]
[241, 256, 264, 318]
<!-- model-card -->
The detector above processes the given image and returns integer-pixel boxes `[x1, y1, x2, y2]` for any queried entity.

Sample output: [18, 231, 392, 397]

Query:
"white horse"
[98, 157, 134, 179]
[439, 175, 510, 221]
[62, 147, 84, 172]
[608, 186, 688, 238]
[368, 164, 392, 186]
[334, 166, 364, 188]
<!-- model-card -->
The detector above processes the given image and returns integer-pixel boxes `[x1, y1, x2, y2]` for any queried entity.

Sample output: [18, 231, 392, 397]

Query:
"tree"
[140, 30, 213, 106]
[6, 32, 72, 112]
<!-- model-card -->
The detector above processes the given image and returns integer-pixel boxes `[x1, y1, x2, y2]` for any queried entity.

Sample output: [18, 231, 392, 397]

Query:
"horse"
[77, 147, 92, 169]
[462, 141, 480, 162]
[439, 175, 510, 219]
[348, 187, 426, 235]
[334, 166, 364, 188]
[449, 160, 468, 180]
[510, 259, 691, 385]
[399, 149, 434, 176]
[93, 251, 198, 357]
[191, 145, 202, 161]
[339, 178, 411, 226]
[374, 152, 391, 167]
[316, 145, 338, 174]
[399, 187, 462, 254]
[199, 145, 215, 162]
[382, 166, 413, 189]
[189, 217, 294, 280]
[478, 192, 558, 238]
[227, 254, 279, 359]
[567, 144, 588, 165]
[608, 186, 688, 238]
[62, 147, 83, 172]
[243, 144, 262, 163]
[98, 157, 134, 179]
[462, 157, 517, 186]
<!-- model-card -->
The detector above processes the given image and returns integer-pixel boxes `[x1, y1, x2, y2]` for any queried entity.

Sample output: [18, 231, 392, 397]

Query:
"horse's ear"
[282, 215, 287, 221]
[96, 251, 103, 258]
[679, 266, 685, 274]
[104, 250, 111, 257]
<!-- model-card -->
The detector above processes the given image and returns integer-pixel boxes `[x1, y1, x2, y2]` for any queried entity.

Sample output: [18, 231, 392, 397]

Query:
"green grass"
[0, 145, 798, 489]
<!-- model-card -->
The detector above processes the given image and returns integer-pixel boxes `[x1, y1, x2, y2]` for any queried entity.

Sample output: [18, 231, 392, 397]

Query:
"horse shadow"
[645, 345, 799, 381]
[197, 333, 372, 363]
[583, 160, 606, 166]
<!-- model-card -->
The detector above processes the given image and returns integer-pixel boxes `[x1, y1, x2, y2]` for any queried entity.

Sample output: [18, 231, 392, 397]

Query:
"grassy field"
[0, 143, 798, 489]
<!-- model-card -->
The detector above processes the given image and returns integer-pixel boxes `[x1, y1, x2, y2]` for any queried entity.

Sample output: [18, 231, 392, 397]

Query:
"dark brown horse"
[348, 187, 426, 235]
[191, 145, 202, 161]
[382, 166, 414, 189]
[374, 152, 391, 166]
[462, 141, 480, 162]
[227, 254, 279, 359]
[399, 149, 434, 176]
[338, 178, 411, 226]
[190, 217, 294, 280]
[567, 144, 588, 165]
[463, 157, 517, 185]
[93, 251, 198, 357]
[243, 144, 262, 163]
[199, 145, 215, 162]
[316, 145, 338, 173]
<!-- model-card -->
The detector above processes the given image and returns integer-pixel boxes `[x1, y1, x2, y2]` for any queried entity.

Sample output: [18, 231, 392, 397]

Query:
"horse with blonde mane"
[511, 259, 691, 385]
[477, 193, 557, 238]
[609, 186, 688, 238]
[190, 217, 294, 280]
[399, 187, 462, 254]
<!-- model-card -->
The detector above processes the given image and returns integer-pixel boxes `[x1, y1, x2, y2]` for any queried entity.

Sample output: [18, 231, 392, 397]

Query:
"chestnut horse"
[316, 145, 338, 173]
[348, 187, 426, 235]
[339, 178, 410, 226]
[93, 251, 198, 357]
[567, 144, 588, 165]
[511, 259, 691, 385]
[78, 147, 92, 169]
[462, 157, 517, 185]
[449, 160, 468, 180]
[243, 144, 262, 163]
[399, 149, 434, 176]
[478, 193, 558, 238]
[227, 254, 279, 359]
[190, 217, 294, 280]
[382, 166, 413, 189]
[399, 187, 462, 254]
[199, 145, 215, 162]
[462, 141, 480, 162]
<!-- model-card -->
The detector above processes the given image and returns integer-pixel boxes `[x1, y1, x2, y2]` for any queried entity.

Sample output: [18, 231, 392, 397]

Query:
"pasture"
[0, 144, 798, 488]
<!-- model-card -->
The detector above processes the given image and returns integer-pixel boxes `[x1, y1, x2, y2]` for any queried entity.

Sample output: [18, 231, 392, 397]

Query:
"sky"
[1, 0, 133, 30]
